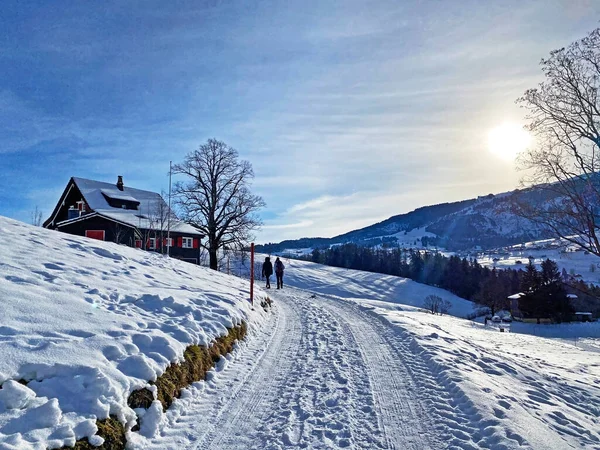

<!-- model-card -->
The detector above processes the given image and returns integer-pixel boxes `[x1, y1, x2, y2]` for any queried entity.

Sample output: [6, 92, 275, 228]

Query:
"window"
[149, 238, 157, 250]
[182, 237, 193, 248]
[77, 201, 87, 214]
[165, 238, 173, 247]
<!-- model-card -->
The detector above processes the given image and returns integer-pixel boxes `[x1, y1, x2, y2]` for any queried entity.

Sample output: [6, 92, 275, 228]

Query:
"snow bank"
[365, 307, 600, 449]
[0, 216, 267, 449]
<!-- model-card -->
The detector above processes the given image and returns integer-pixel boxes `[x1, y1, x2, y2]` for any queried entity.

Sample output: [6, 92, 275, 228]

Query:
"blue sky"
[1, 1, 599, 243]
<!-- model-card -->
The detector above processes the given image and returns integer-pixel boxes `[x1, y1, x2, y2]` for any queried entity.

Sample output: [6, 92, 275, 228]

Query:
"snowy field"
[0, 217, 267, 449]
[362, 303, 600, 449]
[476, 241, 600, 285]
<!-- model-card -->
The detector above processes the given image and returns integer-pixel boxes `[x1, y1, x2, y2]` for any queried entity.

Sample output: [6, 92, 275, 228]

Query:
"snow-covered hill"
[277, 257, 476, 318]
[0, 216, 267, 449]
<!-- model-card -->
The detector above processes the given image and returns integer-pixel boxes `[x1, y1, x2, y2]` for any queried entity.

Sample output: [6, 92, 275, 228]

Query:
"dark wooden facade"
[57, 215, 137, 246]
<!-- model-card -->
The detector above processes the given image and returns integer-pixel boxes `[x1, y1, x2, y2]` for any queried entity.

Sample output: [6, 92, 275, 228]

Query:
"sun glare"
[487, 123, 531, 161]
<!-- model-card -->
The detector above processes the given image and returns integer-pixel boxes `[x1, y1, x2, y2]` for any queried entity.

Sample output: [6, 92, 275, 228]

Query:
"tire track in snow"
[139, 287, 452, 449]
[319, 294, 509, 450]
[198, 298, 303, 449]
[312, 293, 438, 450]
[138, 299, 299, 450]
[252, 294, 387, 449]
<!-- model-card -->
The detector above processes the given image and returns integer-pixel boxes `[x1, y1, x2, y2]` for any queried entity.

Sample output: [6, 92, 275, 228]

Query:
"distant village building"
[43, 176, 204, 264]
[508, 292, 583, 323]
[507, 292, 524, 319]
[574, 312, 593, 322]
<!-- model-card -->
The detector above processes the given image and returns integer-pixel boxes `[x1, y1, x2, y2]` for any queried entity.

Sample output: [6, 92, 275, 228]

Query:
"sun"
[487, 123, 531, 161]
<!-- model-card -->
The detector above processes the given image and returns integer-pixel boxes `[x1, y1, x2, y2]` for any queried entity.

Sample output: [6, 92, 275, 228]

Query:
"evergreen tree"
[541, 259, 561, 285]
[409, 250, 425, 282]
[311, 248, 321, 264]
[521, 261, 541, 293]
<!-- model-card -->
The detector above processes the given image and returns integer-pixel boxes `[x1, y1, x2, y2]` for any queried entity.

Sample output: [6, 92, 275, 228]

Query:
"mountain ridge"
[257, 186, 553, 253]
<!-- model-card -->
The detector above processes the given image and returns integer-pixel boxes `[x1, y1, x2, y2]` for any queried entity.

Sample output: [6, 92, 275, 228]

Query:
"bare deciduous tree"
[30, 206, 43, 227]
[113, 224, 128, 245]
[516, 28, 600, 256]
[148, 191, 176, 254]
[423, 294, 451, 315]
[173, 139, 265, 270]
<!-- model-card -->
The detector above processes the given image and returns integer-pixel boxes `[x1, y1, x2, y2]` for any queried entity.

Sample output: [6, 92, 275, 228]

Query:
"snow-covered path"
[138, 288, 441, 449]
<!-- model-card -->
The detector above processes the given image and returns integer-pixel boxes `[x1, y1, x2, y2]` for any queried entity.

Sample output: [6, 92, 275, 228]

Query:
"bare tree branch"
[515, 28, 600, 257]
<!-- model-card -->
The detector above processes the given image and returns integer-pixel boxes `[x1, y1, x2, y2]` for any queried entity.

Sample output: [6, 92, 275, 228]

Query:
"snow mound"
[0, 216, 266, 449]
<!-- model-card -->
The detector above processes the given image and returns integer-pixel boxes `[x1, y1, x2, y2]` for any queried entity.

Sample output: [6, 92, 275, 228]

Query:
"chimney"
[117, 175, 124, 191]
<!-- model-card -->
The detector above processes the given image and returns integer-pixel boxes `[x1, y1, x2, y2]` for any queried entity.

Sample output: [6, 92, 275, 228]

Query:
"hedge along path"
[57, 322, 248, 450]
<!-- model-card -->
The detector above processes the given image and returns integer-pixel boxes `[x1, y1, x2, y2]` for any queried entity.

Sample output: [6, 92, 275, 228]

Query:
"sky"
[1, 0, 599, 244]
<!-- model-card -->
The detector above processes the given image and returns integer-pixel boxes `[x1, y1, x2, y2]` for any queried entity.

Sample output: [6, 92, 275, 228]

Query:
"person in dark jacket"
[262, 256, 273, 289]
[275, 257, 285, 289]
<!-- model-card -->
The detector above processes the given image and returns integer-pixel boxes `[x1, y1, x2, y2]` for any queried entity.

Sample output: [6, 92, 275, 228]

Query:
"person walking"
[262, 256, 273, 289]
[275, 257, 285, 289]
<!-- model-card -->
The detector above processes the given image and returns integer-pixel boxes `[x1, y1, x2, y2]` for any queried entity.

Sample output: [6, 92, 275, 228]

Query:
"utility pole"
[250, 243, 255, 305]
[167, 161, 172, 257]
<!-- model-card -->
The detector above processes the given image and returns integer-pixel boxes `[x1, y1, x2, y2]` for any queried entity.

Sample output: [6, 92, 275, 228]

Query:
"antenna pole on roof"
[167, 160, 172, 257]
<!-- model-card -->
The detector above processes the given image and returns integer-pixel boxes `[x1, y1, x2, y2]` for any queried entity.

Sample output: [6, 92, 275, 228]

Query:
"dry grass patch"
[58, 416, 126, 450]
[129, 321, 248, 411]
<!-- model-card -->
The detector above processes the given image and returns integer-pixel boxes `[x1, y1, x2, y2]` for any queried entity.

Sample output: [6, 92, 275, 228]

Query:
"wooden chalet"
[44, 176, 204, 264]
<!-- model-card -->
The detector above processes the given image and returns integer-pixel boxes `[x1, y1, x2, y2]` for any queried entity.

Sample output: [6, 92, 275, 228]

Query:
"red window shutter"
[146, 239, 150, 249]
[85, 230, 105, 241]
[163, 238, 167, 247]
[177, 237, 182, 248]
[193, 238, 199, 249]
[135, 240, 142, 248]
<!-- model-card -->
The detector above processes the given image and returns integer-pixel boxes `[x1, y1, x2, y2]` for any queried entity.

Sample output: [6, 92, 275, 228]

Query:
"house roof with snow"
[44, 176, 202, 235]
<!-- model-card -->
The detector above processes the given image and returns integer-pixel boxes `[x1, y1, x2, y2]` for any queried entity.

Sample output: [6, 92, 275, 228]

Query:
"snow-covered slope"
[276, 257, 476, 318]
[0, 216, 266, 449]
[477, 239, 600, 285]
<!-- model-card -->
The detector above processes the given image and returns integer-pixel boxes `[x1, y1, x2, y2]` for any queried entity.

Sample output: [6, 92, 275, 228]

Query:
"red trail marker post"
[250, 243, 255, 305]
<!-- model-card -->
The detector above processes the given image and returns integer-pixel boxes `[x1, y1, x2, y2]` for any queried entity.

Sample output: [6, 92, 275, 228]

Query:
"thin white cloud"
[262, 220, 314, 230]
[286, 196, 337, 214]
